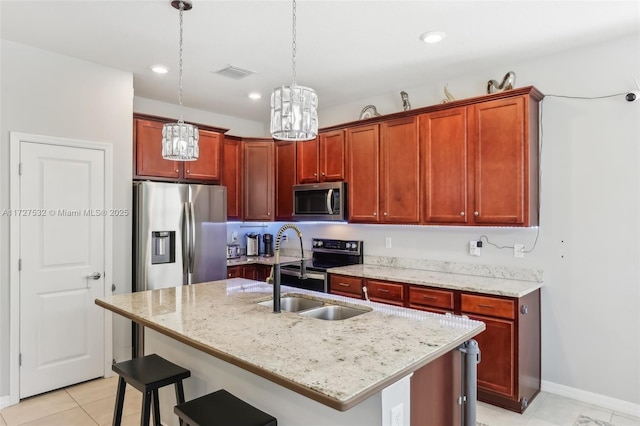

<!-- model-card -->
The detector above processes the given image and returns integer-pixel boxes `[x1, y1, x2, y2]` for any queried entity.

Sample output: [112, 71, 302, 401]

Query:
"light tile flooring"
[0, 377, 638, 426]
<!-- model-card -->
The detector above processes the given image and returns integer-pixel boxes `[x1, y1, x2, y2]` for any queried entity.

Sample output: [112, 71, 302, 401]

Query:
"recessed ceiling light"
[248, 92, 262, 100]
[419, 31, 446, 44]
[150, 64, 169, 74]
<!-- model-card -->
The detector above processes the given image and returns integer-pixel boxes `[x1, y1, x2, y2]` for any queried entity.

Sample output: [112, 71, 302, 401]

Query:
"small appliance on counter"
[246, 233, 260, 256]
[226, 244, 241, 259]
[263, 234, 274, 257]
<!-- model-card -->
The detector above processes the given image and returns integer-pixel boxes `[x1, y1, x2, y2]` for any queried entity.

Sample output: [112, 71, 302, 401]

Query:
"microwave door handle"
[326, 189, 334, 214]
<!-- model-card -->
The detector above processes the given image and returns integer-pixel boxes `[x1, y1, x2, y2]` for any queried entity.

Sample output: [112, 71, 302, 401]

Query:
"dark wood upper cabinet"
[297, 130, 346, 183]
[275, 141, 297, 220]
[134, 118, 180, 179]
[134, 116, 225, 183]
[221, 136, 242, 220]
[346, 124, 380, 222]
[243, 140, 274, 221]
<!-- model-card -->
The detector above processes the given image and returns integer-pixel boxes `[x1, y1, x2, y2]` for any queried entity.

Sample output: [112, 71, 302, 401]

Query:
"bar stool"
[174, 389, 277, 426]
[111, 353, 191, 426]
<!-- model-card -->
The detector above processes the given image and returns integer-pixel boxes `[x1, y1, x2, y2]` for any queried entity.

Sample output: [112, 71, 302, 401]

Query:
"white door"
[18, 141, 106, 398]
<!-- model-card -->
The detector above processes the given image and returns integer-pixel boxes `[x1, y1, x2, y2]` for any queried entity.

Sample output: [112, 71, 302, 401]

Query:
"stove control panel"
[312, 238, 362, 254]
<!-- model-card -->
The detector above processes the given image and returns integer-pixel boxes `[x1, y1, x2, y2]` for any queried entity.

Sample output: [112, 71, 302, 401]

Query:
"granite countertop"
[95, 279, 484, 411]
[327, 264, 542, 298]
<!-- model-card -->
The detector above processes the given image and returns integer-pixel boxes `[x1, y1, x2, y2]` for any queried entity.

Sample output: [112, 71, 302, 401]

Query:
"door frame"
[8, 132, 113, 405]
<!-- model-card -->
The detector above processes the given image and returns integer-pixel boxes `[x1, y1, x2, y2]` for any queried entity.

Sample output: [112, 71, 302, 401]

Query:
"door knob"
[87, 272, 102, 280]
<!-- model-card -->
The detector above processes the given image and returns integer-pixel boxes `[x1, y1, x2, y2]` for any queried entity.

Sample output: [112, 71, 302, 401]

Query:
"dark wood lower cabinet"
[329, 274, 541, 415]
[411, 349, 462, 426]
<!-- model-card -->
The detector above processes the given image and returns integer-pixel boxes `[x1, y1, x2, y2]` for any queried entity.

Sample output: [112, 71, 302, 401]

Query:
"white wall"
[133, 97, 266, 138]
[278, 33, 640, 412]
[0, 40, 134, 397]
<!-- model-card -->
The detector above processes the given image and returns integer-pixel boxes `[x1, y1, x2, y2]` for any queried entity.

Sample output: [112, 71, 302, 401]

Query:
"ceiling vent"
[214, 65, 256, 80]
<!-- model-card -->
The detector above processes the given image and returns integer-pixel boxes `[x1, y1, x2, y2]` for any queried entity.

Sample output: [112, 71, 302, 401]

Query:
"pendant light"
[270, 0, 318, 141]
[162, 0, 199, 161]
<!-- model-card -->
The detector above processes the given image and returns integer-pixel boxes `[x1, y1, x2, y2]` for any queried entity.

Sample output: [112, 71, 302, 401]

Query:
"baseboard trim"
[542, 380, 640, 418]
[0, 395, 12, 410]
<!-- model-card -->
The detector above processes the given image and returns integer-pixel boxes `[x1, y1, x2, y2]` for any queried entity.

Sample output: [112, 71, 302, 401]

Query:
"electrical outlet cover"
[469, 240, 481, 256]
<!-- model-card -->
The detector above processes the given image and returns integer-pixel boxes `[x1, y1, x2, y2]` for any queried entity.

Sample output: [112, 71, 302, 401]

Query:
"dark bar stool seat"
[174, 389, 277, 426]
[111, 353, 191, 426]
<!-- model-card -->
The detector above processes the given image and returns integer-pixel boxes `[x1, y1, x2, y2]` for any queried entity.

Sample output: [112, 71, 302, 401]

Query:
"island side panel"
[146, 329, 387, 426]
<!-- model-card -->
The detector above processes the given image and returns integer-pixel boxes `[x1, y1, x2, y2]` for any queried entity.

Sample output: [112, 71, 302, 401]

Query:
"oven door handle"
[280, 269, 325, 280]
[326, 189, 334, 214]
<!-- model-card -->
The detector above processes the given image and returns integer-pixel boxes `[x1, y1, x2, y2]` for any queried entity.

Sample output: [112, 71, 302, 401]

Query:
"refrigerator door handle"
[182, 202, 191, 275]
[188, 201, 196, 274]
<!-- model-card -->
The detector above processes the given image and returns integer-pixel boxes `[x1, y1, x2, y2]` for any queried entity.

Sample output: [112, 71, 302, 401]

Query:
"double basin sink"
[257, 295, 370, 320]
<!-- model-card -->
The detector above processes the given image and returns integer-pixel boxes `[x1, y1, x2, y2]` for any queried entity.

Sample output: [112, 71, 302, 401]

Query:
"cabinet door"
[420, 108, 469, 224]
[226, 265, 242, 279]
[275, 141, 296, 220]
[467, 313, 516, 399]
[469, 96, 526, 225]
[222, 138, 242, 220]
[135, 119, 180, 178]
[184, 129, 221, 182]
[296, 138, 319, 183]
[319, 130, 346, 181]
[255, 265, 272, 282]
[380, 117, 420, 223]
[347, 124, 380, 222]
[241, 265, 257, 280]
[243, 141, 274, 221]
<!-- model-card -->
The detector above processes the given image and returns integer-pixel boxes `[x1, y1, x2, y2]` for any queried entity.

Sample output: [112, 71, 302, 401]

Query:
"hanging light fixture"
[270, 0, 318, 141]
[162, 0, 199, 161]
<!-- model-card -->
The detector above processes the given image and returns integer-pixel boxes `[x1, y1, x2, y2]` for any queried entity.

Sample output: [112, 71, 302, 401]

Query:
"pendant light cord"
[178, 1, 185, 123]
[291, 0, 297, 86]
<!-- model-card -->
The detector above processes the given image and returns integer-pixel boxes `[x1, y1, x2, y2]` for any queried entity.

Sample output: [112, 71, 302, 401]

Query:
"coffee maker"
[263, 234, 274, 257]
[246, 233, 260, 256]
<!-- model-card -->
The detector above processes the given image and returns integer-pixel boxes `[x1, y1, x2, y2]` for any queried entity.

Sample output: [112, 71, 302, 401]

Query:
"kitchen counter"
[226, 255, 306, 267]
[95, 279, 484, 412]
[327, 264, 542, 297]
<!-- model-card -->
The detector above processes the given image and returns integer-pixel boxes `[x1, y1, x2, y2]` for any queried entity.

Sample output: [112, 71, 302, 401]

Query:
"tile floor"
[0, 377, 638, 426]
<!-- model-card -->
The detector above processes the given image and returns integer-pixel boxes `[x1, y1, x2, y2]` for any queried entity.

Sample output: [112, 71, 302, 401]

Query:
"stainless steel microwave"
[292, 182, 347, 221]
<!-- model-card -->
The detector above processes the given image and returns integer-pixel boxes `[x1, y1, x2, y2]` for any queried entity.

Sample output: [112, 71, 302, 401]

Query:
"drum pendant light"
[162, 1, 199, 161]
[270, 0, 318, 141]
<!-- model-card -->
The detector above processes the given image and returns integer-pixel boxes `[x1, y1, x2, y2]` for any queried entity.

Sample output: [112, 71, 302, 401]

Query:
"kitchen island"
[96, 278, 485, 425]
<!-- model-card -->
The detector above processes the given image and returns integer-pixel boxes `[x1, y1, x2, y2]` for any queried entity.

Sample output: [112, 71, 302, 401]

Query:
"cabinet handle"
[383, 212, 388, 216]
[422, 295, 437, 301]
[267, 212, 271, 216]
[186, 169, 190, 174]
[460, 212, 465, 217]
[339, 282, 350, 287]
[477, 304, 495, 309]
[474, 211, 479, 217]
[373, 212, 377, 216]
[314, 173, 317, 176]
[175, 169, 179, 173]
[321, 172, 325, 176]
[377, 288, 390, 293]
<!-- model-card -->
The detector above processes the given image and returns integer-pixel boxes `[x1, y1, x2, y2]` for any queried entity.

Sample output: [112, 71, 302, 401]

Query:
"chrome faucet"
[268, 223, 306, 313]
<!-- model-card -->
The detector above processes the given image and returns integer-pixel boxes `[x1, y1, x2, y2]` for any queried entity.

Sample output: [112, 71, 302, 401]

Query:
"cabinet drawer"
[409, 286, 454, 310]
[330, 275, 363, 296]
[461, 294, 515, 320]
[366, 280, 404, 304]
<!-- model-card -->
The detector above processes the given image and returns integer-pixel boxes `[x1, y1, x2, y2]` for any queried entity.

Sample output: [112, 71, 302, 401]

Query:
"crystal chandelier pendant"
[162, 121, 199, 161]
[270, 84, 318, 141]
[162, 0, 199, 161]
[270, 0, 318, 141]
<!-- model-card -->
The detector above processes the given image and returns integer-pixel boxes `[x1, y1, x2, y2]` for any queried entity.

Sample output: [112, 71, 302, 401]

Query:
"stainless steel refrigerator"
[132, 181, 227, 357]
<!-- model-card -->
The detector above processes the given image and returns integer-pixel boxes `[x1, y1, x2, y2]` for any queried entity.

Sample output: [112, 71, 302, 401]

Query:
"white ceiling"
[1, 1, 639, 124]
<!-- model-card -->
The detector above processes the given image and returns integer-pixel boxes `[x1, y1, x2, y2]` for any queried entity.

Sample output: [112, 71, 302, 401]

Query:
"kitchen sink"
[257, 296, 324, 312]
[298, 305, 370, 321]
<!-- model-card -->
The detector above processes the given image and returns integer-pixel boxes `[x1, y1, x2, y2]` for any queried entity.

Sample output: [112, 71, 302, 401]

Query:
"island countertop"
[95, 279, 484, 411]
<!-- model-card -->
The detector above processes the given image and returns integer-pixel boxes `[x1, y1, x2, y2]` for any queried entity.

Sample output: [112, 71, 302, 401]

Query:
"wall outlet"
[469, 240, 481, 256]
[385, 237, 392, 248]
[514, 243, 525, 258]
[391, 403, 403, 426]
